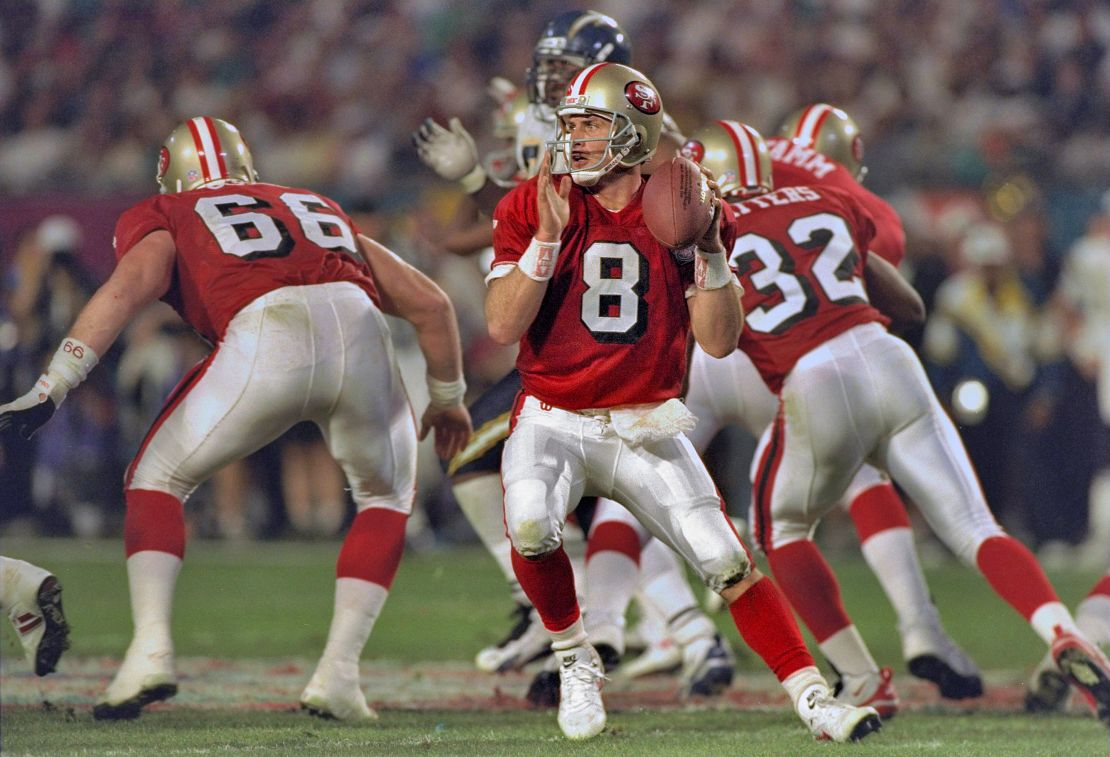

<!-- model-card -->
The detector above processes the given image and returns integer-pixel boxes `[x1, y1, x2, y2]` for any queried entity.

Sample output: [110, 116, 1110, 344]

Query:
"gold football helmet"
[778, 103, 866, 181]
[681, 120, 772, 201]
[157, 116, 258, 194]
[492, 91, 531, 141]
[550, 62, 663, 186]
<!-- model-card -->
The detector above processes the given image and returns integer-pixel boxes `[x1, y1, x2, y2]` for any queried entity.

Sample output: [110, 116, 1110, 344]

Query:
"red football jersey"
[727, 184, 889, 393]
[767, 137, 905, 266]
[114, 183, 380, 343]
[491, 175, 738, 409]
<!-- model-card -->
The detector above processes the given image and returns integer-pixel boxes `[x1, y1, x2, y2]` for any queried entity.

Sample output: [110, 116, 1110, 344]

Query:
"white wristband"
[47, 337, 99, 394]
[518, 237, 560, 281]
[694, 250, 736, 291]
[427, 374, 467, 409]
[459, 164, 487, 195]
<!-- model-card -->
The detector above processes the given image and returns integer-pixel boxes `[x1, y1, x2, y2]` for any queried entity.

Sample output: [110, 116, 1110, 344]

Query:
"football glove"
[0, 381, 59, 440]
[0, 337, 98, 440]
[413, 117, 486, 193]
[486, 76, 518, 106]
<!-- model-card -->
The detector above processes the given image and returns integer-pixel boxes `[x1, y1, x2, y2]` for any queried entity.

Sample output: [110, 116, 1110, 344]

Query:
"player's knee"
[670, 502, 752, 593]
[504, 481, 561, 555]
[702, 548, 752, 594]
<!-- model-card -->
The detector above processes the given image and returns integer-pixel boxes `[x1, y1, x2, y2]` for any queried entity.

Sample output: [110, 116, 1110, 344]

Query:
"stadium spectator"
[922, 221, 1053, 536]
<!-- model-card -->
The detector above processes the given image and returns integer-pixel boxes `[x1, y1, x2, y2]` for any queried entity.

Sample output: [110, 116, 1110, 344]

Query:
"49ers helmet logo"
[852, 135, 865, 165]
[624, 81, 660, 114]
[680, 139, 705, 163]
[157, 147, 170, 181]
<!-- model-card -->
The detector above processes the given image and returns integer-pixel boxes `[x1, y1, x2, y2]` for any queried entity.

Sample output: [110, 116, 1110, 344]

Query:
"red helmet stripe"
[203, 116, 229, 177]
[794, 104, 833, 147]
[566, 62, 607, 98]
[720, 120, 760, 188]
[186, 117, 225, 183]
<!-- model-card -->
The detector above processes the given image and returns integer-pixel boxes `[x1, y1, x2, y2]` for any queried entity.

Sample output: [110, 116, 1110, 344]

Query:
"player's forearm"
[409, 295, 465, 383]
[66, 241, 173, 358]
[688, 285, 743, 358]
[485, 269, 547, 345]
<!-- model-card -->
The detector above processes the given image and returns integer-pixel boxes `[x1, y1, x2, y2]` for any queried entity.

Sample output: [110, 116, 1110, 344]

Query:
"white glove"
[413, 117, 486, 193]
[487, 76, 518, 106]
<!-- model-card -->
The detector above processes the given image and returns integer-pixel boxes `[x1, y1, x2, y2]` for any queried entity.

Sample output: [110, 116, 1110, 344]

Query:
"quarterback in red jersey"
[703, 121, 1110, 726]
[0, 117, 471, 721]
[683, 115, 983, 709]
[485, 62, 880, 743]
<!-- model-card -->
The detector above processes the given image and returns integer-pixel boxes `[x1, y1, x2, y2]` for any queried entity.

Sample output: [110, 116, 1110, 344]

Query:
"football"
[642, 155, 715, 248]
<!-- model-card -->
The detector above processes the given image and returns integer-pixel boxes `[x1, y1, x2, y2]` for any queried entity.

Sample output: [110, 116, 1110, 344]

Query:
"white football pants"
[501, 396, 750, 593]
[126, 282, 417, 515]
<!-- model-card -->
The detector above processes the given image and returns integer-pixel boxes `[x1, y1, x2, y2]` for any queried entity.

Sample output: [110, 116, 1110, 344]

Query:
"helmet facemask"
[548, 63, 662, 187]
[528, 56, 587, 109]
[548, 110, 642, 186]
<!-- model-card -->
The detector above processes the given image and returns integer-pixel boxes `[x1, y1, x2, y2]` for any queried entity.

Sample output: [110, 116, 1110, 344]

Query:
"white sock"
[550, 617, 589, 652]
[452, 476, 524, 602]
[818, 625, 879, 678]
[1029, 601, 1080, 644]
[584, 551, 638, 654]
[126, 550, 182, 651]
[0, 557, 51, 610]
[639, 539, 700, 621]
[782, 665, 829, 709]
[1075, 594, 1110, 650]
[319, 578, 389, 664]
[669, 606, 716, 646]
[859, 527, 938, 631]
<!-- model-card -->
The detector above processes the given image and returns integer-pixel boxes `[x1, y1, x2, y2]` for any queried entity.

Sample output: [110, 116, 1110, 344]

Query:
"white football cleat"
[475, 603, 551, 673]
[679, 634, 734, 698]
[300, 658, 378, 721]
[617, 636, 682, 680]
[555, 643, 607, 740]
[834, 667, 899, 720]
[796, 683, 882, 743]
[93, 639, 177, 720]
[7, 574, 69, 676]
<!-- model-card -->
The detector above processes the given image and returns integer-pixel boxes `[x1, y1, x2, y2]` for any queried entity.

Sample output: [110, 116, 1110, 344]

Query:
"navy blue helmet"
[526, 10, 632, 108]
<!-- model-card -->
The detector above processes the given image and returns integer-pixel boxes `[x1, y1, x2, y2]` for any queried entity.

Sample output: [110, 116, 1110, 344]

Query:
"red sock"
[849, 483, 911, 543]
[766, 540, 852, 642]
[729, 576, 815, 681]
[336, 507, 408, 588]
[511, 546, 580, 631]
[124, 489, 186, 558]
[975, 535, 1059, 619]
[586, 521, 641, 564]
[1088, 574, 1110, 600]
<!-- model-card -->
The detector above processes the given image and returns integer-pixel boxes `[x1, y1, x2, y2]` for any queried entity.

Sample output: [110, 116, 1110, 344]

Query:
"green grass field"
[2, 536, 1108, 756]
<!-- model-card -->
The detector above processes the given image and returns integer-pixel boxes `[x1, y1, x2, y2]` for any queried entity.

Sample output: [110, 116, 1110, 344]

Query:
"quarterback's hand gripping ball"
[642, 155, 716, 249]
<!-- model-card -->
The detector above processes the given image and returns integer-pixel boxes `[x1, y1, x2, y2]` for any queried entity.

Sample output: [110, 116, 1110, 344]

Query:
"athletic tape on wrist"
[47, 337, 99, 393]
[427, 374, 467, 408]
[694, 250, 737, 291]
[517, 237, 560, 281]
[459, 164, 487, 195]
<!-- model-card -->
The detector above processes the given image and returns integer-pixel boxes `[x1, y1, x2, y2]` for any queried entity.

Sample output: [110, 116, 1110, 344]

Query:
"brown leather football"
[642, 155, 715, 248]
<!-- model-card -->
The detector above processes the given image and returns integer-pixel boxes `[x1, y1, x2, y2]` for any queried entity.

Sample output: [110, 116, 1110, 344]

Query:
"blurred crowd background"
[1, 0, 1107, 567]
